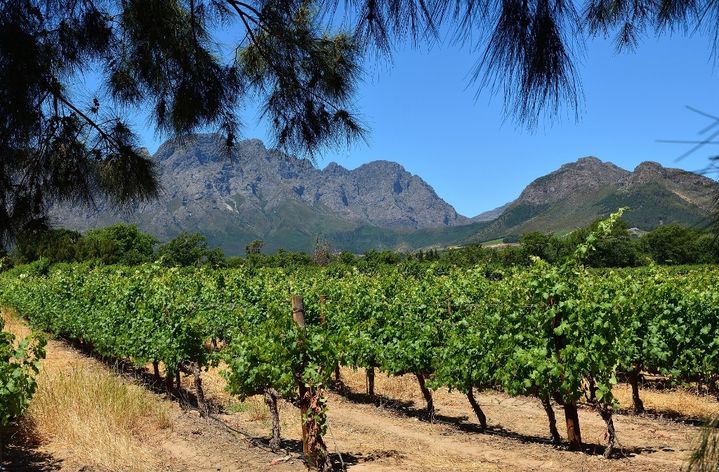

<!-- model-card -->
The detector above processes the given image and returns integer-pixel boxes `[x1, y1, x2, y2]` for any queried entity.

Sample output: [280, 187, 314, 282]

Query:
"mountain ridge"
[460, 156, 717, 245]
[51, 134, 468, 253]
[50, 136, 718, 254]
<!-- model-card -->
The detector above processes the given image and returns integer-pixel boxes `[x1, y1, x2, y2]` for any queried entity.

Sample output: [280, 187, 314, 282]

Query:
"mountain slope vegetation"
[52, 139, 717, 253]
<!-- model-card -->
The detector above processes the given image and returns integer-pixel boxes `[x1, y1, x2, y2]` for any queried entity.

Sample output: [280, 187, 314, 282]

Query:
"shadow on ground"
[331, 380, 665, 460]
[1, 439, 62, 471]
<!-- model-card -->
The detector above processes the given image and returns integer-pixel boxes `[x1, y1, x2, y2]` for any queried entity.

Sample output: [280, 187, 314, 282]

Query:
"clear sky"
[129, 28, 719, 218]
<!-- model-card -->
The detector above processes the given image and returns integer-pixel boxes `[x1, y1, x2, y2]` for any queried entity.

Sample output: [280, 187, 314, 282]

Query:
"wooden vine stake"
[292, 295, 332, 472]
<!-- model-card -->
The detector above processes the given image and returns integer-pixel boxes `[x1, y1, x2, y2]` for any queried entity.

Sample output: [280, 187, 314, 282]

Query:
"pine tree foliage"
[0, 0, 710, 244]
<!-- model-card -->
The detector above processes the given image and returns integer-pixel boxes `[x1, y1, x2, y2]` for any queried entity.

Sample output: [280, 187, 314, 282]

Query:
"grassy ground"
[2, 311, 172, 471]
[1, 311, 301, 472]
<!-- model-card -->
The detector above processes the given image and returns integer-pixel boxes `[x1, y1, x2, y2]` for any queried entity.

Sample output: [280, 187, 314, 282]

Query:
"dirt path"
[211, 366, 705, 471]
[325, 384, 694, 471]
[226, 367, 706, 471]
[154, 409, 302, 472]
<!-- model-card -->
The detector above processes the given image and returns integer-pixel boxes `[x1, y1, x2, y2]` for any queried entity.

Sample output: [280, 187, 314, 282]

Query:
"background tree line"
[3, 219, 717, 272]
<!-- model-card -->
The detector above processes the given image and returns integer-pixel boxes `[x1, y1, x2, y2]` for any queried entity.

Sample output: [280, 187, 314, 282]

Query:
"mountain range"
[51, 134, 718, 254]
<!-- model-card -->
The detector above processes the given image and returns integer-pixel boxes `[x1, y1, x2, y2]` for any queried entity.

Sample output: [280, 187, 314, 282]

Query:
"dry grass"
[614, 384, 719, 421]
[2, 310, 173, 471]
[228, 396, 271, 421]
[340, 367, 421, 403]
[23, 365, 172, 471]
[175, 362, 235, 407]
[1, 308, 33, 340]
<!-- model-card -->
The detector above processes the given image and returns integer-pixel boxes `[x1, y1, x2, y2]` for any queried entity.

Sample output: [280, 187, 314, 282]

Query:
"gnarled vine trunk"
[292, 295, 332, 472]
[165, 369, 174, 391]
[598, 405, 617, 458]
[415, 373, 435, 423]
[192, 361, 207, 416]
[366, 367, 375, 397]
[541, 394, 561, 444]
[152, 360, 160, 382]
[466, 387, 487, 431]
[628, 366, 644, 414]
[586, 375, 597, 402]
[264, 388, 281, 451]
[563, 401, 582, 450]
[299, 385, 333, 472]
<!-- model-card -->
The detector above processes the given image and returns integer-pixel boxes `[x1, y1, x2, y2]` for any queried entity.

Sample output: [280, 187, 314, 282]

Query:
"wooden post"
[319, 295, 341, 383]
[292, 296, 310, 458]
[291, 295, 332, 471]
[292, 295, 306, 328]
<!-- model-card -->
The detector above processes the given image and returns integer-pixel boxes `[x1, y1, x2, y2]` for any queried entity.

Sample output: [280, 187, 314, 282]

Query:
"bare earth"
[220, 369, 703, 472]
[2, 312, 714, 471]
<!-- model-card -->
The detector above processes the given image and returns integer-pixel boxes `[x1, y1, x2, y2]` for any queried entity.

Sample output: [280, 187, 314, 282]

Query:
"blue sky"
[128, 28, 719, 218]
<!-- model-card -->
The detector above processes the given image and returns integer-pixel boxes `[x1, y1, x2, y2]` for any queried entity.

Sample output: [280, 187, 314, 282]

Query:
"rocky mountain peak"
[52, 134, 468, 252]
[620, 161, 718, 212]
[564, 155, 601, 167]
[517, 156, 630, 205]
[52, 142, 719, 254]
[631, 161, 665, 179]
[323, 162, 349, 174]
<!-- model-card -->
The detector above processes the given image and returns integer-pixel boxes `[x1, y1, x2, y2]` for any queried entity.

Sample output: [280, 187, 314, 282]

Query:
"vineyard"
[1, 220, 719, 469]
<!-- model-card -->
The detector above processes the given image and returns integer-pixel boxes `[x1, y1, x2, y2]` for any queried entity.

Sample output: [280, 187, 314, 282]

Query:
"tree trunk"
[192, 362, 207, 416]
[563, 401, 583, 450]
[466, 388, 487, 431]
[366, 367, 375, 398]
[598, 406, 617, 458]
[416, 373, 435, 423]
[175, 370, 181, 390]
[264, 388, 281, 451]
[541, 394, 561, 444]
[628, 366, 645, 414]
